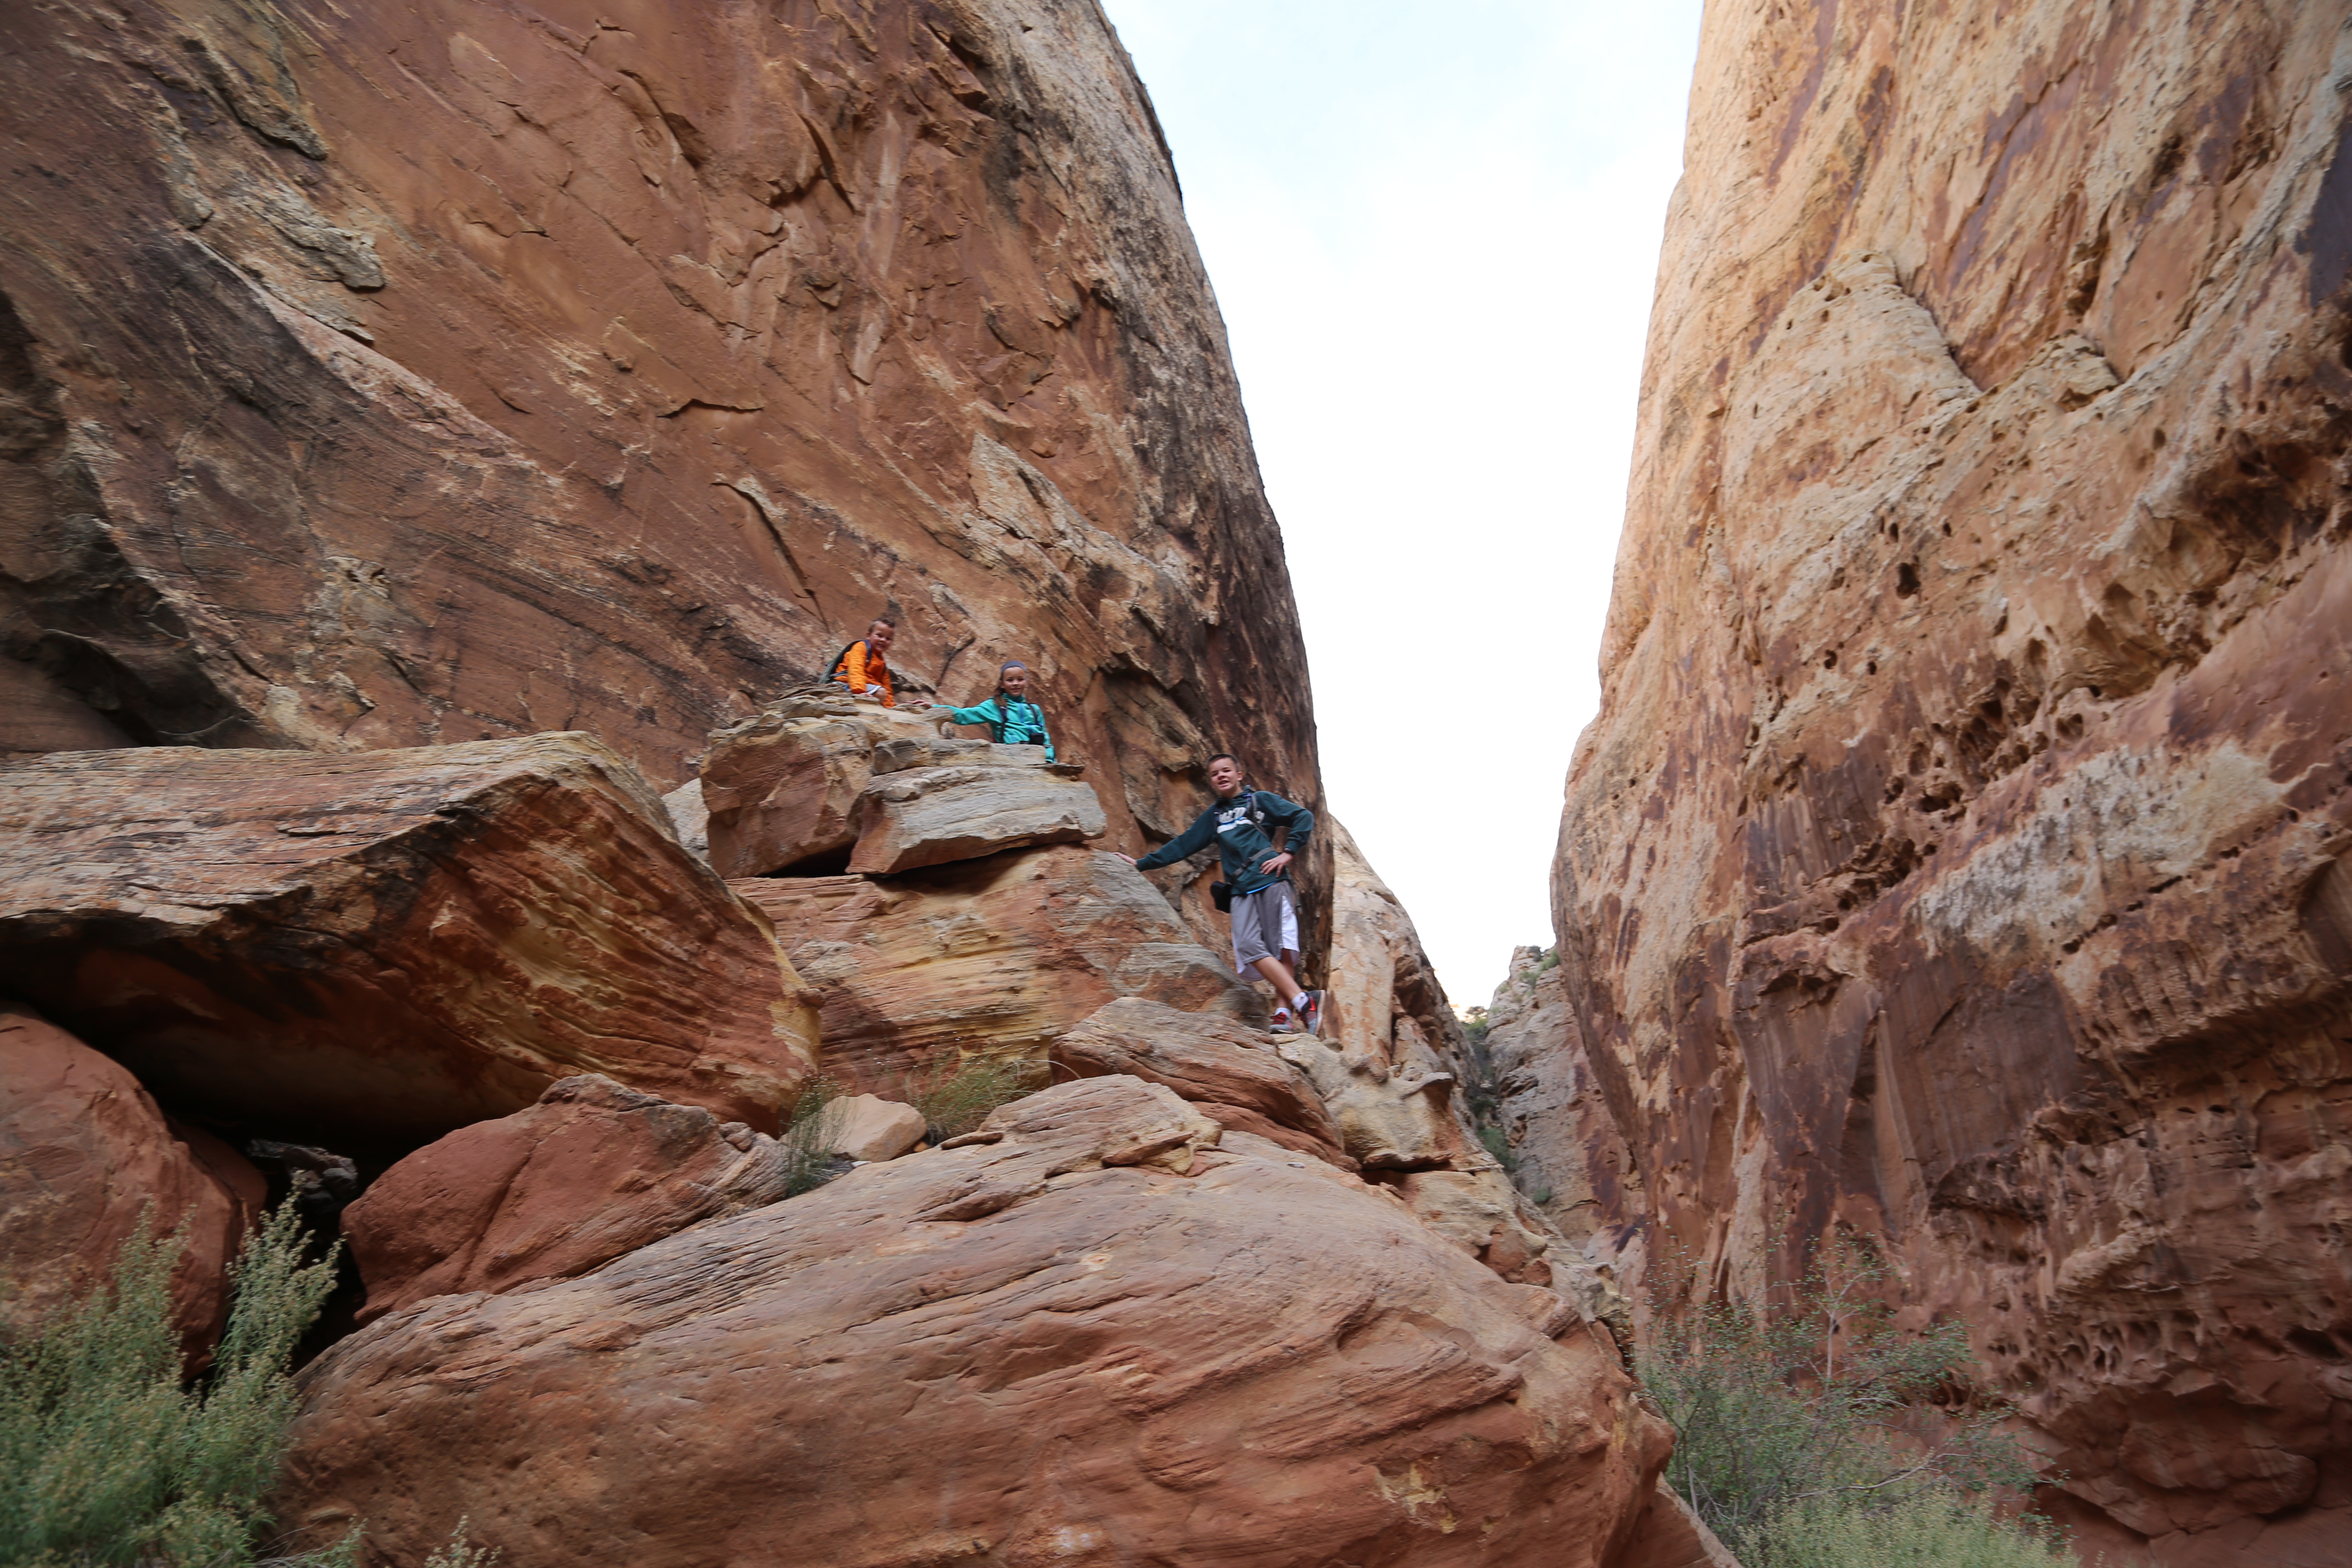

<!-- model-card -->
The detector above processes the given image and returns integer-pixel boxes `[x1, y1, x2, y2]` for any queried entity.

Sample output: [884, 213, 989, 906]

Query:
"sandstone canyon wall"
[0, 0, 1330, 930]
[1543, 1, 2352, 1561]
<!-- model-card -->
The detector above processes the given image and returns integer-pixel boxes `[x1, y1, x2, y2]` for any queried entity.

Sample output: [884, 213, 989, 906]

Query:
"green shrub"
[0, 1201, 342, 1568]
[1758, 1489, 2069, 1568]
[906, 1053, 1041, 1142]
[1476, 1124, 1514, 1172]
[1637, 1232, 2046, 1562]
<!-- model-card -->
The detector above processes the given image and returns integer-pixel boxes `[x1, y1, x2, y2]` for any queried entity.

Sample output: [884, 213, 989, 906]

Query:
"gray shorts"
[1228, 880, 1300, 974]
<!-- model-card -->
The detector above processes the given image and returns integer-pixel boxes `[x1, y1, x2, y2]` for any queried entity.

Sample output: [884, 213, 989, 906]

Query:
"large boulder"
[699, 692, 944, 878]
[0, 735, 820, 1142]
[0, 1004, 264, 1356]
[1053, 996, 1348, 1166]
[340, 1075, 796, 1325]
[824, 1094, 927, 1162]
[277, 1076, 1673, 1568]
[703, 692, 1105, 877]
[732, 847, 1261, 1088]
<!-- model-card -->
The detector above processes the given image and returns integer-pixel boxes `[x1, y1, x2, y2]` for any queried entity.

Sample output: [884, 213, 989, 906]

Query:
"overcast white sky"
[1102, 0, 1707, 1008]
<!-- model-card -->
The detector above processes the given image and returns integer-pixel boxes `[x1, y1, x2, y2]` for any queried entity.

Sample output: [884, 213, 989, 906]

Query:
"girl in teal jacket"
[937, 661, 1055, 761]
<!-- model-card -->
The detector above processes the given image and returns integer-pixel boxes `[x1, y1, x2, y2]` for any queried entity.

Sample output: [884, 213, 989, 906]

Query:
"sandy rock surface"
[0, 1004, 263, 1355]
[847, 759, 1105, 873]
[0, 735, 819, 1143]
[732, 846, 1260, 1087]
[1549, 0, 2352, 1554]
[1053, 995, 1349, 1164]
[279, 1076, 1672, 1568]
[341, 1075, 794, 1325]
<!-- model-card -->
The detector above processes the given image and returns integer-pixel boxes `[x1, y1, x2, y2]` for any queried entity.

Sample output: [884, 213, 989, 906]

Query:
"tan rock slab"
[825, 1093, 925, 1162]
[0, 1003, 263, 1358]
[0, 735, 820, 1143]
[342, 1074, 793, 1324]
[847, 761, 1106, 875]
[1053, 995, 1346, 1163]
[732, 846, 1261, 1089]
[870, 734, 1050, 774]
[277, 1077, 1673, 1568]
[659, 777, 708, 863]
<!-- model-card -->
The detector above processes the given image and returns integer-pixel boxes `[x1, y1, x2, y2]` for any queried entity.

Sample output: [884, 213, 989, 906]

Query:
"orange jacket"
[832, 640, 896, 707]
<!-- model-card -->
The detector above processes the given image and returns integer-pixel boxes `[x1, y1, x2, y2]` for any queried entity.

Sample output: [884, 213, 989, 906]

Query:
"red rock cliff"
[0, 0, 1319, 866]
[1548, 1, 2352, 1560]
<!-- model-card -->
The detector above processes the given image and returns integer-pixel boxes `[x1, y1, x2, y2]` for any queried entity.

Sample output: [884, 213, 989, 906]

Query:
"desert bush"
[781, 1075, 847, 1196]
[906, 1053, 1041, 1142]
[1758, 1489, 2069, 1568]
[0, 1201, 342, 1567]
[1637, 1232, 2049, 1562]
[418, 1516, 499, 1568]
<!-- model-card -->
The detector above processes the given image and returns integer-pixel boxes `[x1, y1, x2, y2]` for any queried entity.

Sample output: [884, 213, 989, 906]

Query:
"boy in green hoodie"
[1115, 753, 1323, 1035]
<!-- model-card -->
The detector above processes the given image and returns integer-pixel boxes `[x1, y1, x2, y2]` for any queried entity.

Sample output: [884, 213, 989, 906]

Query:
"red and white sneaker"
[1298, 991, 1325, 1038]
[1269, 1007, 1293, 1034]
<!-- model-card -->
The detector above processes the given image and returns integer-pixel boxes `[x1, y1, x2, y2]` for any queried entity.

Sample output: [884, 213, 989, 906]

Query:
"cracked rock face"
[277, 1076, 1672, 1568]
[1551, 0, 2352, 1558]
[1462, 950, 1636, 1253]
[732, 846, 1261, 1090]
[0, 0, 1326, 942]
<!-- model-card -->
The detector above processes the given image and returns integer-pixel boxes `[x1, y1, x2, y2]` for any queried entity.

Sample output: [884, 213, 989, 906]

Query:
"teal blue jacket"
[1135, 788, 1314, 897]
[937, 695, 1054, 761]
